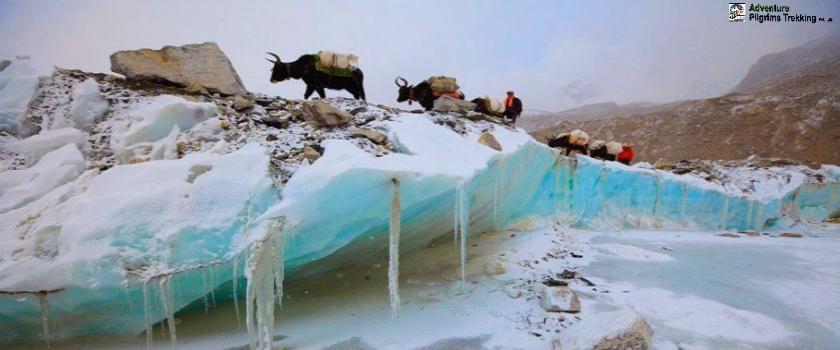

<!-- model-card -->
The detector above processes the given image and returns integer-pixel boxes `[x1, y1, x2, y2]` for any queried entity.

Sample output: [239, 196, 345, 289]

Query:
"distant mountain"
[730, 34, 840, 93]
[532, 54, 840, 166]
[518, 101, 667, 131]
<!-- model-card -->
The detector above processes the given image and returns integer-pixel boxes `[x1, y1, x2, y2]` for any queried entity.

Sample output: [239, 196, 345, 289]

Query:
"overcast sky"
[1, 0, 838, 111]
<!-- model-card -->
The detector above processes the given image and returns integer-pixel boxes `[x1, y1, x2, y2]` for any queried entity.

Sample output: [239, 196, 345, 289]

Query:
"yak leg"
[304, 85, 315, 99]
[316, 87, 326, 99]
[353, 73, 366, 100]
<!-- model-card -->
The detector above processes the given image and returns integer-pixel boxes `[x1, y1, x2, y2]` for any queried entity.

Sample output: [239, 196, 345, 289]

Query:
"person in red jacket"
[617, 143, 634, 165]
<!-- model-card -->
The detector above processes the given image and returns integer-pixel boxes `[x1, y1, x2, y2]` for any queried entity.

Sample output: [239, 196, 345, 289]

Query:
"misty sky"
[1, 0, 838, 111]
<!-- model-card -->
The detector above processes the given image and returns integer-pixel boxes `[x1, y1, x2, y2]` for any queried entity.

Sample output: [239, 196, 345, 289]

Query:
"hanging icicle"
[158, 275, 178, 350]
[37, 292, 51, 349]
[388, 178, 402, 319]
[245, 218, 286, 350]
[232, 255, 242, 330]
[721, 195, 730, 230]
[453, 185, 459, 249]
[143, 279, 153, 350]
[457, 182, 470, 287]
[680, 183, 688, 220]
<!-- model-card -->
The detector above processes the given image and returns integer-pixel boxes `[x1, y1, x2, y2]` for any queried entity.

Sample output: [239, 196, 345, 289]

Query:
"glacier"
[1, 103, 839, 347]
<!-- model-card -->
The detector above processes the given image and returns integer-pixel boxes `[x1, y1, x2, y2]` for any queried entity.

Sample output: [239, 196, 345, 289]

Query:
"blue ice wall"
[2, 141, 838, 343]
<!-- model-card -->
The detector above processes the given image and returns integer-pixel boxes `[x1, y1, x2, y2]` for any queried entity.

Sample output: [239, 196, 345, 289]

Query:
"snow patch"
[7, 127, 87, 166]
[68, 78, 108, 130]
[0, 144, 85, 213]
[0, 57, 53, 134]
[110, 95, 217, 162]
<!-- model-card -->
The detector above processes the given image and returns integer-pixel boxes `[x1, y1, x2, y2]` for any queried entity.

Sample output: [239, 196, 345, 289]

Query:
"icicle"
[567, 164, 575, 211]
[755, 204, 763, 229]
[388, 178, 401, 319]
[493, 164, 500, 229]
[245, 219, 285, 350]
[453, 186, 460, 249]
[143, 279, 153, 350]
[721, 195, 729, 230]
[201, 271, 209, 314]
[233, 255, 242, 330]
[653, 176, 662, 216]
[746, 200, 754, 229]
[680, 183, 688, 219]
[457, 182, 469, 286]
[37, 293, 51, 348]
[159, 276, 177, 350]
[209, 266, 217, 308]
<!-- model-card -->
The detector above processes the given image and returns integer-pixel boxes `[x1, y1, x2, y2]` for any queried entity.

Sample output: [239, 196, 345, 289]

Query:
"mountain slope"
[532, 55, 840, 166]
[730, 34, 840, 93]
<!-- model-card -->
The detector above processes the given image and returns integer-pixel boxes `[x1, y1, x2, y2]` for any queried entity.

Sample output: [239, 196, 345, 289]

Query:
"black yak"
[267, 52, 366, 100]
[547, 130, 590, 156]
[395, 77, 464, 111]
[588, 140, 622, 161]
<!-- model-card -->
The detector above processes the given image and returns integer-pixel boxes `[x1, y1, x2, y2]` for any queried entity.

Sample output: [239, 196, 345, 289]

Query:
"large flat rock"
[110, 42, 246, 96]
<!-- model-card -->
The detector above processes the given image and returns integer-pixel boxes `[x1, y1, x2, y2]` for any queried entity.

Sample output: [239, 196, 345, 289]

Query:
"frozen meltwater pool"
[579, 229, 840, 350]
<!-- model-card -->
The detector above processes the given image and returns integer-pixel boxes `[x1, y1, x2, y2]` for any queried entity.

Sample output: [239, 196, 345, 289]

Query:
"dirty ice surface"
[12, 224, 838, 350]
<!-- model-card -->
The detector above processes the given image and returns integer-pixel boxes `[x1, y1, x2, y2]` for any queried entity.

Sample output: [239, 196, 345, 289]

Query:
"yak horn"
[395, 76, 408, 87]
[266, 52, 281, 63]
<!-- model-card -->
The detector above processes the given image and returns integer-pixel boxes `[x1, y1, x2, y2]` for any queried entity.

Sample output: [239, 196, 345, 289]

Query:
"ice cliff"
[0, 63, 838, 347]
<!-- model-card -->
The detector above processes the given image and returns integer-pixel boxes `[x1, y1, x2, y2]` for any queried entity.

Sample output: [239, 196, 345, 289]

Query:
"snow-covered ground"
[9, 222, 838, 350]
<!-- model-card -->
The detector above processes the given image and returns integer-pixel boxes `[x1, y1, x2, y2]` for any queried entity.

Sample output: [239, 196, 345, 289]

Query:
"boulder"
[233, 95, 255, 111]
[540, 285, 580, 313]
[780, 232, 802, 238]
[553, 310, 653, 350]
[0, 60, 10, 72]
[478, 131, 502, 151]
[302, 145, 321, 163]
[349, 128, 387, 144]
[302, 101, 352, 128]
[432, 95, 476, 113]
[183, 83, 208, 95]
[110, 42, 247, 96]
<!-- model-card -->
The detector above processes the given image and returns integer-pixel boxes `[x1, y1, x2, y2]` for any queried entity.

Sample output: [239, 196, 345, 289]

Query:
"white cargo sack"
[589, 140, 606, 151]
[606, 141, 623, 155]
[427, 76, 459, 94]
[318, 50, 359, 70]
[569, 129, 590, 146]
[481, 96, 506, 114]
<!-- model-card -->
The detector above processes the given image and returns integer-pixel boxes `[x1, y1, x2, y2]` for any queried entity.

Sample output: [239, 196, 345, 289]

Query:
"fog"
[1, 0, 837, 111]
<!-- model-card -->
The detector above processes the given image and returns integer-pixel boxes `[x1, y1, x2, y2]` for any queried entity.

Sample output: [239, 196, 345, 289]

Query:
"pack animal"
[395, 77, 464, 111]
[548, 130, 590, 156]
[267, 52, 366, 100]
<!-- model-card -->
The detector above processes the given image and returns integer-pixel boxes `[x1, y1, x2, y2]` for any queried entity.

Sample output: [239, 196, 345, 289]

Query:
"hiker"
[548, 129, 590, 156]
[617, 143, 634, 165]
[503, 90, 522, 124]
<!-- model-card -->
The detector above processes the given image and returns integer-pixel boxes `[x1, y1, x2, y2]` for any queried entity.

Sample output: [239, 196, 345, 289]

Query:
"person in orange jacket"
[503, 90, 522, 124]
[617, 143, 634, 165]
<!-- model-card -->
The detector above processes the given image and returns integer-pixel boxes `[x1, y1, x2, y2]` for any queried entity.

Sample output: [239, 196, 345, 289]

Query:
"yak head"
[266, 52, 290, 83]
[394, 77, 413, 105]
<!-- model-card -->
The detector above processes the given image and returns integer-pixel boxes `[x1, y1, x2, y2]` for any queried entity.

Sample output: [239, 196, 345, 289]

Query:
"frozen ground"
[11, 222, 838, 350]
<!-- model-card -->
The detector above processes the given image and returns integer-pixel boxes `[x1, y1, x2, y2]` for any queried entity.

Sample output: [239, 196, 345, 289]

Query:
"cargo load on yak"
[314, 50, 359, 77]
[472, 95, 506, 117]
[426, 76, 461, 98]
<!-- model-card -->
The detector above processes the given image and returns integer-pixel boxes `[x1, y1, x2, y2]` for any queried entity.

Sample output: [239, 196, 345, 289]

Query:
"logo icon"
[729, 3, 746, 21]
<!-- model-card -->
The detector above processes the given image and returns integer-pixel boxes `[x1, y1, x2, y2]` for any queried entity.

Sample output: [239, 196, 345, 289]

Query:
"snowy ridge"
[0, 66, 838, 344]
